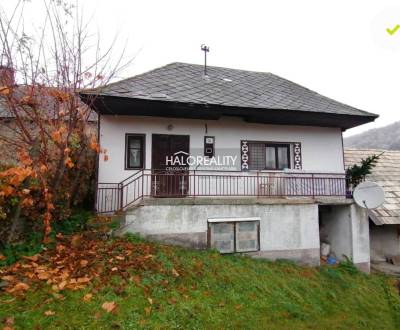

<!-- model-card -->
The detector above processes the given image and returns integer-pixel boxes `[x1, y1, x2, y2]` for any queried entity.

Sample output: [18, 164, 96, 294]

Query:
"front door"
[151, 134, 190, 197]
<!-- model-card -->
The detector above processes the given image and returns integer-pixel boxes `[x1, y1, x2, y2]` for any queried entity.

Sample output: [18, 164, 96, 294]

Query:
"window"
[125, 134, 145, 169]
[208, 220, 260, 253]
[248, 142, 290, 170]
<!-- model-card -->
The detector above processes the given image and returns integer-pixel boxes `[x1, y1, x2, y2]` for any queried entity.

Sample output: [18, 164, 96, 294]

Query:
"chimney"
[0, 66, 15, 86]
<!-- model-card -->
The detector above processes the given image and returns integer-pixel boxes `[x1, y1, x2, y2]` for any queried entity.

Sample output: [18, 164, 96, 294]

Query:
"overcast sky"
[3, 0, 400, 136]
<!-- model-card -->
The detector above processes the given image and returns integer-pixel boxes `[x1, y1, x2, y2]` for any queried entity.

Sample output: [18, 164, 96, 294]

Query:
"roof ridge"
[82, 62, 182, 94]
[79, 62, 379, 127]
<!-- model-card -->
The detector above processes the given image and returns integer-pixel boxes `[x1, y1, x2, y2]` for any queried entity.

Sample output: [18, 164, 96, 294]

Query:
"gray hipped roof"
[89, 62, 376, 118]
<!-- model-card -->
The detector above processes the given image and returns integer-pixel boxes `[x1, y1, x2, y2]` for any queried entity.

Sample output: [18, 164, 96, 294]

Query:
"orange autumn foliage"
[0, 87, 98, 242]
[0, 0, 124, 244]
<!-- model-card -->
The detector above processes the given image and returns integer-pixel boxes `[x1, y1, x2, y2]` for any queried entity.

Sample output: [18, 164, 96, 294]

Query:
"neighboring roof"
[0, 87, 97, 122]
[0, 97, 9, 117]
[344, 148, 400, 225]
[81, 62, 377, 129]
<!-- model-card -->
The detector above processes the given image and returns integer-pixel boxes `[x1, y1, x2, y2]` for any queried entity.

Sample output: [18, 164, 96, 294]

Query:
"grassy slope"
[1, 235, 400, 330]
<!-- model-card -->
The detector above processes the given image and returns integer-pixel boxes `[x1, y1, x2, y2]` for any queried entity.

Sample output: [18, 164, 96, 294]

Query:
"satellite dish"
[353, 181, 385, 209]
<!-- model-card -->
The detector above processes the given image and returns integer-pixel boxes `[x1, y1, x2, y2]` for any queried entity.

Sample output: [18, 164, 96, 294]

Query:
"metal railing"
[96, 169, 349, 214]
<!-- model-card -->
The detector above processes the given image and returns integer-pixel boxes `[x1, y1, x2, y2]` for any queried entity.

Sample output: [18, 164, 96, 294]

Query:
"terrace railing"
[96, 169, 348, 214]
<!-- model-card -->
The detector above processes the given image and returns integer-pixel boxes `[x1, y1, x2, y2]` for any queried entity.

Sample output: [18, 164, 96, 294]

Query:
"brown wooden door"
[151, 134, 190, 197]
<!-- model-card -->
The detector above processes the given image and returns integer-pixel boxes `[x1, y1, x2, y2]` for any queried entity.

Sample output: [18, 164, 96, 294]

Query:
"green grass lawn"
[1, 234, 400, 329]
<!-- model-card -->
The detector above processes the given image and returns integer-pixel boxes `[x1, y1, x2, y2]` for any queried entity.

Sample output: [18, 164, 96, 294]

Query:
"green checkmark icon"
[387, 25, 400, 35]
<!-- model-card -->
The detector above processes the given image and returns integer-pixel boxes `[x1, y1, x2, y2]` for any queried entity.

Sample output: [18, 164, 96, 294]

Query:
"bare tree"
[0, 0, 130, 243]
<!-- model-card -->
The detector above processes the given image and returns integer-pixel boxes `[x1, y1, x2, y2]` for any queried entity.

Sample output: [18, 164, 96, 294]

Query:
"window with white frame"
[125, 134, 145, 169]
[208, 219, 260, 253]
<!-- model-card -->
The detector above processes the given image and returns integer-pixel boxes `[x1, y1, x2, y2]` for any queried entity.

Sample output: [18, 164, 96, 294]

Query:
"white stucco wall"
[370, 224, 400, 261]
[350, 204, 370, 266]
[319, 204, 370, 270]
[320, 205, 353, 260]
[98, 115, 345, 183]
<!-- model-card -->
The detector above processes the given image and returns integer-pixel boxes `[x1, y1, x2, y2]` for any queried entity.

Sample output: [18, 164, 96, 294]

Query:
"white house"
[81, 62, 378, 271]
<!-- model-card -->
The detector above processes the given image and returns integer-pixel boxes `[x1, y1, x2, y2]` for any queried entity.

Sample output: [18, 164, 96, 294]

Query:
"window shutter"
[235, 221, 259, 252]
[293, 142, 302, 170]
[210, 223, 235, 253]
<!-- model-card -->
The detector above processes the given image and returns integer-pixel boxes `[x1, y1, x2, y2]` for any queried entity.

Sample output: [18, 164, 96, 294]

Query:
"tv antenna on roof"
[353, 181, 385, 209]
[201, 44, 210, 76]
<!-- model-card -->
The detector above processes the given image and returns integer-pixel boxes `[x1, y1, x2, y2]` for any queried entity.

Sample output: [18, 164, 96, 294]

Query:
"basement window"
[208, 218, 260, 254]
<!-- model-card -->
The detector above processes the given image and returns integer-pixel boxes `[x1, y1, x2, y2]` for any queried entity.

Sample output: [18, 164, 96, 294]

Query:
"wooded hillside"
[345, 121, 400, 150]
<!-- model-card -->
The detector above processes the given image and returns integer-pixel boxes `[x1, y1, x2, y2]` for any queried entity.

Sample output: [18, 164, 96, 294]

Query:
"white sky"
[2, 0, 400, 136]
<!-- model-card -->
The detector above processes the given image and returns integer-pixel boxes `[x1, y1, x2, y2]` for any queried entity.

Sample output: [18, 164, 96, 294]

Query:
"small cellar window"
[208, 218, 260, 254]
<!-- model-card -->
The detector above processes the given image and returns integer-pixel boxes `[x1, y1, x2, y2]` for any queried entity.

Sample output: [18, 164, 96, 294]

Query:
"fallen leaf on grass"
[4, 316, 14, 326]
[102, 301, 117, 313]
[167, 298, 177, 305]
[52, 293, 64, 300]
[144, 306, 152, 316]
[22, 255, 39, 262]
[147, 298, 153, 305]
[0, 254, 6, 261]
[171, 268, 180, 277]
[83, 293, 93, 302]
[7, 282, 29, 293]
[0, 230, 159, 297]
[1, 276, 15, 282]
[71, 234, 82, 247]
[77, 277, 91, 284]
[58, 280, 67, 290]
[56, 244, 66, 252]
[37, 272, 50, 280]
[44, 310, 55, 316]
[131, 275, 141, 285]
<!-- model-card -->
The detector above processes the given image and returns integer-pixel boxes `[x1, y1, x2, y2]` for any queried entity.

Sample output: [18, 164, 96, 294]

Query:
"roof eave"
[79, 93, 378, 130]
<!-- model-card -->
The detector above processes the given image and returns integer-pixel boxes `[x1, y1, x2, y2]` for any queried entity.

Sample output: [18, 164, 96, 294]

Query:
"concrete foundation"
[122, 198, 321, 265]
[146, 232, 207, 249]
[121, 198, 369, 271]
[248, 248, 320, 266]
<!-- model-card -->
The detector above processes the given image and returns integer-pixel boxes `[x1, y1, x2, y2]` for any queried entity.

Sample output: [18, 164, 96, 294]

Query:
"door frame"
[151, 133, 190, 197]
[151, 133, 191, 170]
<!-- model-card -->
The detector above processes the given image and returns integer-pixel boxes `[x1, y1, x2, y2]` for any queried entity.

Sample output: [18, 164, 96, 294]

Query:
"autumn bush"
[0, 135, 97, 245]
[0, 87, 99, 244]
[0, 1, 129, 244]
